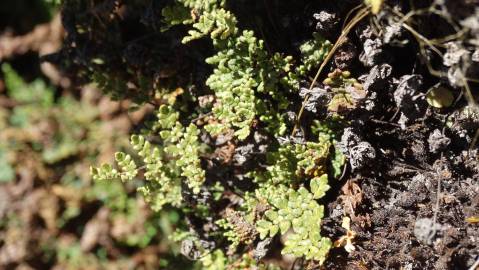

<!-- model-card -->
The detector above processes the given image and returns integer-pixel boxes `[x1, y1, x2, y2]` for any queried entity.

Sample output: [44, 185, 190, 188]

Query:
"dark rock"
[180, 239, 215, 260]
[233, 144, 255, 166]
[334, 40, 358, 69]
[285, 111, 297, 123]
[393, 75, 424, 128]
[313, 11, 339, 36]
[339, 127, 361, 155]
[278, 130, 306, 145]
[253, 131, 269, 144]
[383, 23, 408, 46]
[360, 38, 387, 67]
[428, 129, 451, 153]
[215, 132, 234, 145]
[349, 141, 376, 171]
[299, 86, 331, 113]
[443, 42, 474, 87]
[253, 237, 273, 260]
[180, 239, 200, 260]
[472, 49, 479, 62]
[362, 64, 393, 91]
[356, 24, 375, 42]
[443, 42, 470, 67]
[394, 75, 423, 106]
[182, 184, 212, 206]
[396, 192, 416, 208]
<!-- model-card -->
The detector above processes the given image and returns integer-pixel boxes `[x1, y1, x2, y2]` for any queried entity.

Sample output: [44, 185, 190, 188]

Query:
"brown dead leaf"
[339, 179, 363, 216]
[131, 246, 163, 269]
[212, 141, 236, 164]
[15, 264, 36, 270]
[98, 97, 122, 120]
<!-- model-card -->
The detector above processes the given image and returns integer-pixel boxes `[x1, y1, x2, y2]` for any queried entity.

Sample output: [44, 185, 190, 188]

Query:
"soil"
[317, 1, 479, 268]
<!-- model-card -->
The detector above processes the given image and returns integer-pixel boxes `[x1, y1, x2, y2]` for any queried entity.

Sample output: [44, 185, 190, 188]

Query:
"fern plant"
[253, 135, 334, 186]
[204, 28, 296, 139]
[182, 8, 237, 43]
[297, 33, 333, 76]
[176, 1, 308, 139]
[256, 185, 332, 263]
[82, 0, 352, 267]
[245, 131, 343, 264]
[91, 104, 206, 211]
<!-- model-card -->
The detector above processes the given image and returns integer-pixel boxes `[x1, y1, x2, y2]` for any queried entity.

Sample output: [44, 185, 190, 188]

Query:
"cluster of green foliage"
[295, 33, 333, 85]
[188, 10, 289, 138]
[0, 63, 189, 269]
[159, 0, 331, 139]
[92, 104, 206, 211]
[256, 186, 331, 263]
[87, 0, 348, 268]
[245, 131, 343, 263]
[199, 249, 280, 270]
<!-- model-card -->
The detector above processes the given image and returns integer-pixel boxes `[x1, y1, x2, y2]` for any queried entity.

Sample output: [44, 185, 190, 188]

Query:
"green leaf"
[161, 4, 194, 30]
[234, 126, 250, 140]
[264, 209, 278, 221]
[291, 218, 303, 230]
[256, 219, 273, 239]
[256, 219, 272, 229]
[331, 143, 345, 178]
[269, 224, 279, 237]
[311, 174, 330, 199]
[279, 220, 291, 233]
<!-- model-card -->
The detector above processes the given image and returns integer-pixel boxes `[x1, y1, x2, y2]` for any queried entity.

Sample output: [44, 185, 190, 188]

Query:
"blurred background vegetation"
[0, 1, 192, 269]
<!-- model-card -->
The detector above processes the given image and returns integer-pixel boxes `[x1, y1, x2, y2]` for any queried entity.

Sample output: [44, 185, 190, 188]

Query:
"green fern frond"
[255, 185, 331, 263]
